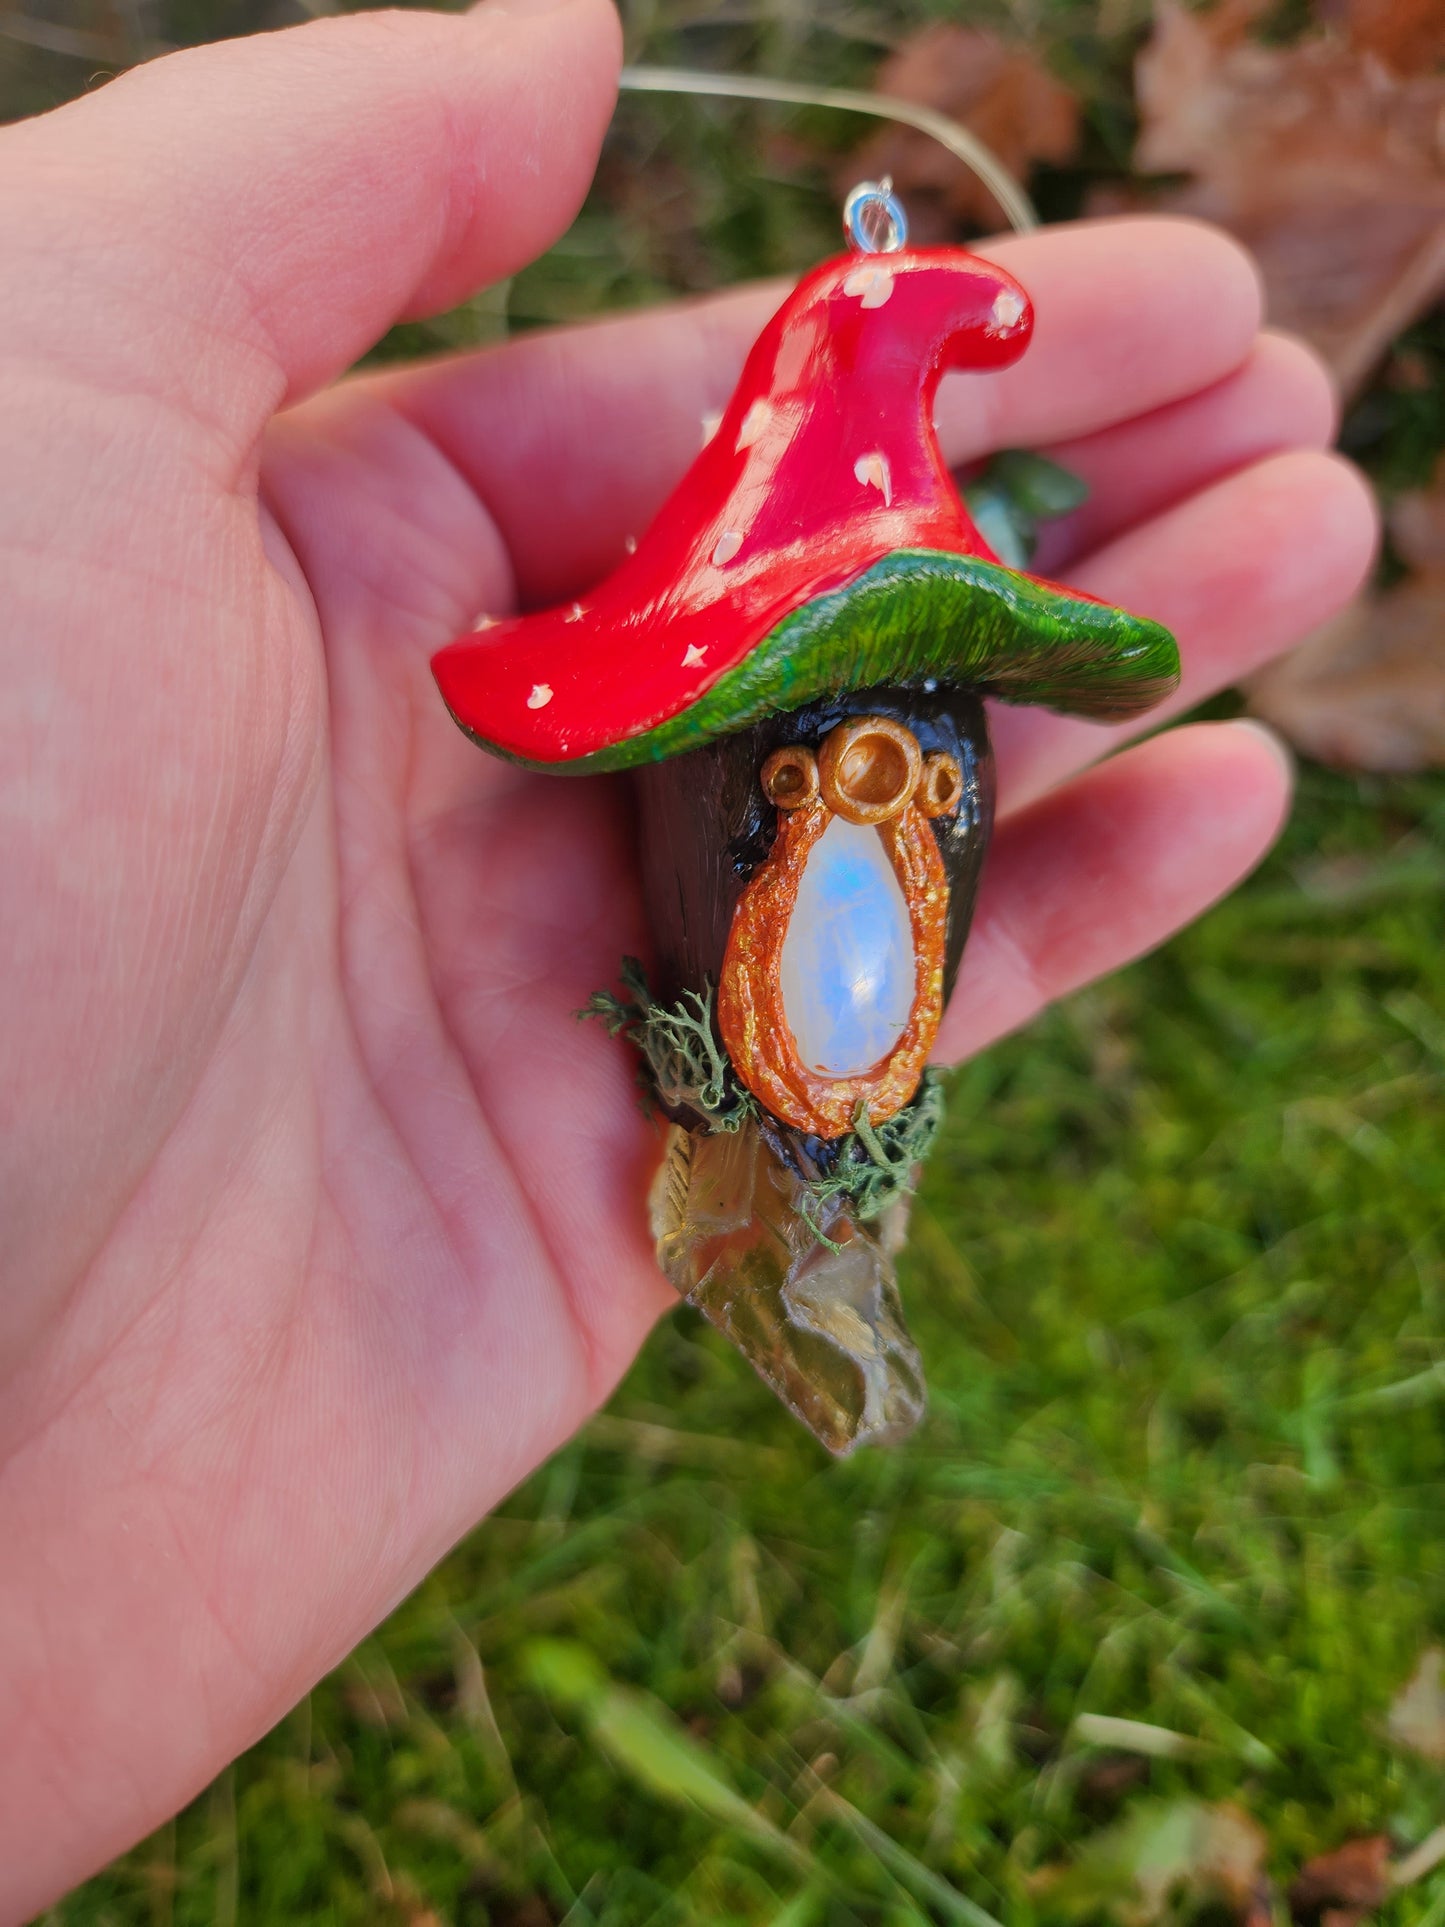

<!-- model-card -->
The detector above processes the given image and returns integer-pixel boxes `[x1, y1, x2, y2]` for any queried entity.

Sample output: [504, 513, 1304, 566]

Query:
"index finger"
[3, 0, 621, 433]
[374, 215, 1264, 605]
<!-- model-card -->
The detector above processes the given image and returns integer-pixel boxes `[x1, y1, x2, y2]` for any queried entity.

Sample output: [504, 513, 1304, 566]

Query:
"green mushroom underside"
[547, 549, 1180, 776]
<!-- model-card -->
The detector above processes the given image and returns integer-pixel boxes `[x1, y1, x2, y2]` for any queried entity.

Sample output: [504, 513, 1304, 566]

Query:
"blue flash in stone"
[778, 816, 914, 1077]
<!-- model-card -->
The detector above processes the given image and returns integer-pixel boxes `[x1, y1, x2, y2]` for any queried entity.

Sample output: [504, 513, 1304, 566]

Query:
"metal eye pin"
[843, 177, 908, 255]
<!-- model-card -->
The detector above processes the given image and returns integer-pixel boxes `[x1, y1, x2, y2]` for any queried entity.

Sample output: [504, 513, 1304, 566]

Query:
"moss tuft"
[816, 1073, 947, 1224]
[581, 958, 756, 1132]
[584, 960, 947, 1230]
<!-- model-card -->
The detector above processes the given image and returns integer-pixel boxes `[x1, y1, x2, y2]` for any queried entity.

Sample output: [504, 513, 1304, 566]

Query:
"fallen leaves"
[1025, 1652, 1445, 1925]
[1288, 1834, 1392, 1927]
[1246, 583, 1445, 769]
[1248, 463, 1445, 769]
[1318, 0, 1445, 77]
[854, 25, 1078, 237]
[858, 2, 1445, 402]
[1035, 1804, 1445, 1927]
[1032, 1799, 1271, 1925]
[1130, 0, 1445, 401]
[856, 0, 1445, 437]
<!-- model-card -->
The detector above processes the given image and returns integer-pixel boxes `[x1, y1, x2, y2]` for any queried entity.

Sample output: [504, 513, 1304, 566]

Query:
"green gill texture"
[552, 548, 1179, 775]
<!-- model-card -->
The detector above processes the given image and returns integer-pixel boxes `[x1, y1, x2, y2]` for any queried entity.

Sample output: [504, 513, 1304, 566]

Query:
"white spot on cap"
[471, 612, 499, 631]
[700, 409, 724, 447]
[682, 643, 708, 668]
[844, 264, 894, 309]
[711, 528, 744, 567]
[854, 451, 893, 506]
[991, 288, 1026, 330]
[527, 684, 553, 710]
[565, 602, 586, 623]
[623, 533, 638, 555]
[736, 399, 771, 450]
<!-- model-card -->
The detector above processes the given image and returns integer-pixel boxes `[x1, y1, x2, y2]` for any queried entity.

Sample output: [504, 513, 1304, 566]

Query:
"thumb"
[0, 0, 620, 426]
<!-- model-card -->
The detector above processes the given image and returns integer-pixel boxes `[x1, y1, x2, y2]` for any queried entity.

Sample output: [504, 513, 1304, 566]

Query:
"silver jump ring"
[843, 178, 908, 255]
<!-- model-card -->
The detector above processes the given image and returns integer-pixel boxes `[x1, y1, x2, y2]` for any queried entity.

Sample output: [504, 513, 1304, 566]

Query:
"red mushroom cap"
[433, 249, 1033, 759]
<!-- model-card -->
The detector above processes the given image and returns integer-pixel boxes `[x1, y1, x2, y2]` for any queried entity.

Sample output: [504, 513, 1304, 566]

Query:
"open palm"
[0, 2, 1375, 1913]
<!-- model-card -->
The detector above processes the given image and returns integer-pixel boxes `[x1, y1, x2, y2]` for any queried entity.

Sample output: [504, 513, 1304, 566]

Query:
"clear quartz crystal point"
[649, 1119, 926, 1455]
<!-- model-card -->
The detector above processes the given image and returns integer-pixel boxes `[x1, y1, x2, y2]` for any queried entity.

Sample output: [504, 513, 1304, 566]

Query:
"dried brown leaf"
[1388, 1646, 1445, 1761]
[489, 1901, 558, 1927]
[1248, 573, 1445, 770]
[1318, 0, 1445, 76]
[853, 25, 1079, 238]
[1078, 1750, 1149, 1815]
[1288, 1835, 1391, 1926]
[1033, 1797, 1272, 1925]
[1248, 456, 1445, 773]
[1130, 0, 1445, 398]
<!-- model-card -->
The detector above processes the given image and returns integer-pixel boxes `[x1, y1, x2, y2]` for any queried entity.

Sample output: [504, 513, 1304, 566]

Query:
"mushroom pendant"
[432, 184, 1180, 1455]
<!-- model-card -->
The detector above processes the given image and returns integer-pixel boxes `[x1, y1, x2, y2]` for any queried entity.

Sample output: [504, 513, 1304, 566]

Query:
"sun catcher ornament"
[432, 181, 1180, 1454]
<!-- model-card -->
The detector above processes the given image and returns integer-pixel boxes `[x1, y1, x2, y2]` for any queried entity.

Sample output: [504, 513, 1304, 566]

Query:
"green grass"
[12, 0, 1445, 1920]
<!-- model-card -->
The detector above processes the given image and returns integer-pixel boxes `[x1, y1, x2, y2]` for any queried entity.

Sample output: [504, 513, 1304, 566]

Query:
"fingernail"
[1231, 715, 1296, 786]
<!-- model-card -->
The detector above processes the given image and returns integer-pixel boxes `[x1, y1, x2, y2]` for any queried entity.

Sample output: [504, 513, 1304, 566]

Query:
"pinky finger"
[937, 719, 1293, 1062]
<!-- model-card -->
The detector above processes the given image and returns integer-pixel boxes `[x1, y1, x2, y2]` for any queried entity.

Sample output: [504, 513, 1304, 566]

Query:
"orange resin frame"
[717, 798, 949, 1139]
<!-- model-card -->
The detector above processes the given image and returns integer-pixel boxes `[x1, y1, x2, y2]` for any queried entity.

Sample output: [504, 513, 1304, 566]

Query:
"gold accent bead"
[919, 750, 964, 818]
[761, 745, 820, 809]
[816, 716, 922, 826]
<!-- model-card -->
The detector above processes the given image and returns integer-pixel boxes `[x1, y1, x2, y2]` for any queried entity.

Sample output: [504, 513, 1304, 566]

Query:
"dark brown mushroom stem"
[634, 683, 994, 1176]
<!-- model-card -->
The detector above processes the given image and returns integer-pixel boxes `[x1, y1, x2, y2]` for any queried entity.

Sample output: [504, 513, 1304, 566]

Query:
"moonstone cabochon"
[779, 816, 916, 1077]
[635, 685, 994, 1028]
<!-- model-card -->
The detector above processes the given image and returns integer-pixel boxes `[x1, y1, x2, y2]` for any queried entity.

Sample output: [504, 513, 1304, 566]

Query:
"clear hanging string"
[617, 65, 1040, 240]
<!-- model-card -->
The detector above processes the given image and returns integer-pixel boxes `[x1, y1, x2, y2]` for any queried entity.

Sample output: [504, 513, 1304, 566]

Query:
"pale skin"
[0, 0, 1378, 1910]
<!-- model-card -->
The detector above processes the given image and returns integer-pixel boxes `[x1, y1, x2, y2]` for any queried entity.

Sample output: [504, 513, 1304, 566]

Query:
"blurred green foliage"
[9, 1, 1445, 1921]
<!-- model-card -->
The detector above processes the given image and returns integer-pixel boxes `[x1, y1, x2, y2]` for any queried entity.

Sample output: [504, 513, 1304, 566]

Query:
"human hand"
[0, 3, 1375, 1910]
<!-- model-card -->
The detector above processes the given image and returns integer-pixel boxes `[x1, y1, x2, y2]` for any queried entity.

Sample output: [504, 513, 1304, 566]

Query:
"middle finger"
[989, 447, 1378, 818]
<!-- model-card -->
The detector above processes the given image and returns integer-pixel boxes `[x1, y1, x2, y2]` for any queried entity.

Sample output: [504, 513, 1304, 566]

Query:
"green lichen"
[583, 960, 947, 1233]
[816, 1073, 947, 1225]
[581, 958, 756, 1133]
